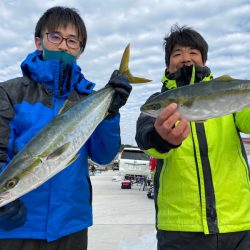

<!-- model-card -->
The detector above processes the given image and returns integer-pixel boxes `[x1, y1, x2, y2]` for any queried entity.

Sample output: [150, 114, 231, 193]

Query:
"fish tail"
[118, 44, 152, 84]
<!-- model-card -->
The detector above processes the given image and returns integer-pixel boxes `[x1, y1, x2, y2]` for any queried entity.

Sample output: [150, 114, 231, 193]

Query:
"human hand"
[154, 103, 190, 145]
[0, 199, 27, 231]
[106, 70, 132, 118]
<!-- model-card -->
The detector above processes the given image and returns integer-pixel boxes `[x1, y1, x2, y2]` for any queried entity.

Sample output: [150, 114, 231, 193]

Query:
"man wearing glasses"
[0, 6, 131, 250]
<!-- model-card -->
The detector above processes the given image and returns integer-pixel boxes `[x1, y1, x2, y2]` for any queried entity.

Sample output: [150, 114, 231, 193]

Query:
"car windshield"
[121, 150, 150, 160]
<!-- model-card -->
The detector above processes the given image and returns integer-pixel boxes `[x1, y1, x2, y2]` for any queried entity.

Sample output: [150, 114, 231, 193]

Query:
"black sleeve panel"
[0, 76, 52, 168]
[0, 85, 15, 167]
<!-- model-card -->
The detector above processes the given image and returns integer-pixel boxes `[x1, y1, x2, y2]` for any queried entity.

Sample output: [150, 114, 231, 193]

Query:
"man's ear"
[35, 37, 43, 51]
[76, 51, 83, 59]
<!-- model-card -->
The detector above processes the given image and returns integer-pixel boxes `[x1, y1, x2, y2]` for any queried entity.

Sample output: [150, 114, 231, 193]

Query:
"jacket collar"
[21, 50, 95, 97]
[161, 65, 213, 91]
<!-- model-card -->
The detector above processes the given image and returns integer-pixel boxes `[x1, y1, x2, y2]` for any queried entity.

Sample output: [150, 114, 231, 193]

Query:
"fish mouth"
[140, 103, 161, 112]
[0, 191, 12, 207]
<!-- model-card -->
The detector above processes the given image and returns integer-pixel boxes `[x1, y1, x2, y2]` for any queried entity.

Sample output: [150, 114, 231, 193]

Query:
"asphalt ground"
[88, 170, 157, 250]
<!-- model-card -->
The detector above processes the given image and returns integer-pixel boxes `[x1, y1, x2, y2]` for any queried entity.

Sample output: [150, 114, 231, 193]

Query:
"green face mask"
[41, 39, 78, 65]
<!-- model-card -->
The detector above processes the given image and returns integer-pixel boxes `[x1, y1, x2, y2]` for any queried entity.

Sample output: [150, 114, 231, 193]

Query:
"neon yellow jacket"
[135, 67, 250, 234]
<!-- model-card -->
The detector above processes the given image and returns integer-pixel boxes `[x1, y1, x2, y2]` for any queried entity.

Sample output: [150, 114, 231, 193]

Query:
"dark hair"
[163, 24, 208, 66]
[35, 6, 87, 53]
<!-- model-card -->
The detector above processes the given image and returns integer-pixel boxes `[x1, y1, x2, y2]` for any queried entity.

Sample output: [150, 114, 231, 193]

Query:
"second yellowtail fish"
[140, 75, 250, 122]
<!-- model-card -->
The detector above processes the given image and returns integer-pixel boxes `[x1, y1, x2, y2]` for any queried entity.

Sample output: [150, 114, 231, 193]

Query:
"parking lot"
[88, 170, 157, 250]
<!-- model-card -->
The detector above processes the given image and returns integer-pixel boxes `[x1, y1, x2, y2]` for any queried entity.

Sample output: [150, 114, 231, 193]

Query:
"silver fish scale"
[179, 89, 250, 121]
[0, 87, 114, 207]
[141, 79, 250, 121]
[147, 90, 250, 121]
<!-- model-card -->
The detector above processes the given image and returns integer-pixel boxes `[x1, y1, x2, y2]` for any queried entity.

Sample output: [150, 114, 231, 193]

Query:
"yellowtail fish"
[0, 44, 151, 207]
[140, 75, 250, 122]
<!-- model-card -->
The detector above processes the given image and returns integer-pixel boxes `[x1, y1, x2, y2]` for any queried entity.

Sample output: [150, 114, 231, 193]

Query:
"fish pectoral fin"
[46, 142, 71, 160]
[181, 100, 194, 108]
[118, 44, 152, 84]
[66, 154, 80, 167]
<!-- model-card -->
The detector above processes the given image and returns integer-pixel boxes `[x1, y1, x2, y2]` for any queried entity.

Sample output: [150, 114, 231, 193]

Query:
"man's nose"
[58, 39, 68, 51]
[181, 52, 191, 63]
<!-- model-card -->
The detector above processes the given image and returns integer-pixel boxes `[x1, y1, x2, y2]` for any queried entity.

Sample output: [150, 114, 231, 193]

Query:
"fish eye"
[5, 177, 19, 189]
[151, 103, 161, 110]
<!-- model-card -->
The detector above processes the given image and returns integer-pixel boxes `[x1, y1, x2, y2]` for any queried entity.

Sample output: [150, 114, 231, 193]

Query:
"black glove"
[0, 199, 27, 231]
[106, 70, 132, 118]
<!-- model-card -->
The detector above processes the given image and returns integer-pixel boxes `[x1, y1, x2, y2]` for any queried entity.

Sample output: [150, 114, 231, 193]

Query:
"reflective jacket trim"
[154, 159, 163, 230]
[195, 123, 219, 234]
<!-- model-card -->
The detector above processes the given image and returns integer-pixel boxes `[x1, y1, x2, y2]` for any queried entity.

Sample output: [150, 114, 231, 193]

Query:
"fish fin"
[104, 110, 109, 118]
[212, 75, 234, 82]
[58, 100, 77, 115]
[125, 70, 152, 83]
[46, 142, 71, 160]
[66, 154, 80, 167]
[119, 44, 130, 73]
[181, 100, 194, 108]
[118, 44, 152, 84]
[58, 92, 89, 115]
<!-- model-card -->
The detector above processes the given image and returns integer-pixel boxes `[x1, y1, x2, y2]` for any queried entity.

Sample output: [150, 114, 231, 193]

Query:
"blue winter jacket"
[0, 50, 121, 241]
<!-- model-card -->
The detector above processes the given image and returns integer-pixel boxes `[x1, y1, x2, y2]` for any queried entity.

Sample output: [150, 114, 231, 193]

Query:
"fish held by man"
[0, 44, 151, 207]
[140, 75, 250, 122]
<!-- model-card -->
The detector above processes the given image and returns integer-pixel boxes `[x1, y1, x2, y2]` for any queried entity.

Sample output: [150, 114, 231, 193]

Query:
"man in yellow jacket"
[135, 24, 250, 249]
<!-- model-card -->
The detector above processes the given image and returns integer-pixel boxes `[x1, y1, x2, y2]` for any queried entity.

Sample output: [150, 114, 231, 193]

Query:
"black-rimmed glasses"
[45, 32, 82, 50]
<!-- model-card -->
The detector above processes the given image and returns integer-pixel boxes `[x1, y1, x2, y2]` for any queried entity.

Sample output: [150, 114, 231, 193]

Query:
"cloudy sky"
[1, 0, 250, 145]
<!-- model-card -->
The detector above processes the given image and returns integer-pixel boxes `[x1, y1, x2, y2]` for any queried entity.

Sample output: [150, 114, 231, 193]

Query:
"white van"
[118, 147, 150, 176]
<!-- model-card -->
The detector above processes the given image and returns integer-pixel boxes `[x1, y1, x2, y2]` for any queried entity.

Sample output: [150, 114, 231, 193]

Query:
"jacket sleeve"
[234, 108, 250, 134]
[87, 113, 121, 165]
[0, 85, 15, 172]
[135, 92, 179, 158]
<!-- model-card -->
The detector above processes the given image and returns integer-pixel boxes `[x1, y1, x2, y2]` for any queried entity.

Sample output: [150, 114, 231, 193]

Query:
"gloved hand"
[106, 70, 132, 118]
[0, 199, 27, 231]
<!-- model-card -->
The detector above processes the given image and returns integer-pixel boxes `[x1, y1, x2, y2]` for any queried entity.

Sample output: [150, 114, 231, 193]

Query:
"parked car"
[118, 147, 150, 178]
[121, 180, 132, 189]
[112, 154, 120, 171]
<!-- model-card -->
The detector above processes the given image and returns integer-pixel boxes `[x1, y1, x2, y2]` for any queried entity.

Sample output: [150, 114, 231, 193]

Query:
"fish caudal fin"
[118, 44, 152, 84]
